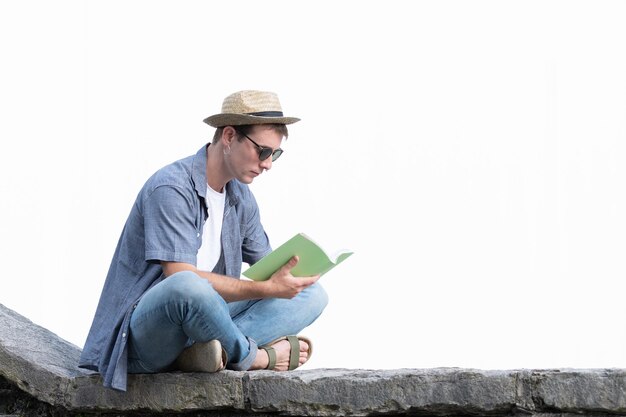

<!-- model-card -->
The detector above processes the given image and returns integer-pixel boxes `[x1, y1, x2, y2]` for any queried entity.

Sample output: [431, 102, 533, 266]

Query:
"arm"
[161, 256, 320, 303]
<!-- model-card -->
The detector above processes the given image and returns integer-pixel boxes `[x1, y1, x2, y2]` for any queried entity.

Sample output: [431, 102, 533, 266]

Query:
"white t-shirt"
[196, 184, 226, 272]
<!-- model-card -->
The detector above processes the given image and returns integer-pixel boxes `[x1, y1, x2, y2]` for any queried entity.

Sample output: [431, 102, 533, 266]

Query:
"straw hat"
[203, 90, 300, 127]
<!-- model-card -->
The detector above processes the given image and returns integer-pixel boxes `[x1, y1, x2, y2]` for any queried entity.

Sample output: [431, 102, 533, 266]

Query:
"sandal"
[173, 339, 227, 373]
[260, 335, 312, 370]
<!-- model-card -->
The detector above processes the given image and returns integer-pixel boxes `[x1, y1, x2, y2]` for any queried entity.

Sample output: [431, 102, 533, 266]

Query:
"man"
[79, 90, 328, 391]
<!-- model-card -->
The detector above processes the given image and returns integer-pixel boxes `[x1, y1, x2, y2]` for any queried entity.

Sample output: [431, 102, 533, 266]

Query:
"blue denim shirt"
[78, 144, 271, 391]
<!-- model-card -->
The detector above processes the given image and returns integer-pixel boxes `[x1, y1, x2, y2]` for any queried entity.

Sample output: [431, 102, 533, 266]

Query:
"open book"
[242, 233, 354, 281]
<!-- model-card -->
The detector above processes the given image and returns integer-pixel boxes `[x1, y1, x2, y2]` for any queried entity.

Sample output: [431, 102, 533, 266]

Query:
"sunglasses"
[236, 130, 284, 162]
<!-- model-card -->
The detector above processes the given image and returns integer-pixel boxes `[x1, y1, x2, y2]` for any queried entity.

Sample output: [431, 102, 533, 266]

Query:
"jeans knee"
[164, 271, 220, 306]
[307, 283, 329, 316]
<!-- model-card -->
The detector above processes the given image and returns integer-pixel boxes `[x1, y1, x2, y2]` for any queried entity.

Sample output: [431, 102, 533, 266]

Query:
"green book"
[242, 233, 354, 281]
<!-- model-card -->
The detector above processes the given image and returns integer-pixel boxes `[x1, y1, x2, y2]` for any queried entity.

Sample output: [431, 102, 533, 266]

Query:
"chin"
[238, 175, 254, 184]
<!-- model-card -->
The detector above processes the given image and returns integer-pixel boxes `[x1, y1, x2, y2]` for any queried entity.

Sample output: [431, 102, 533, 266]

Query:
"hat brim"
[203, 113, 300, 128]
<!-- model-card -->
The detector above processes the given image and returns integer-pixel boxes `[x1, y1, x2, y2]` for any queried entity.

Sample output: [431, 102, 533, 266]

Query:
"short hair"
[212, 124, 289, 143]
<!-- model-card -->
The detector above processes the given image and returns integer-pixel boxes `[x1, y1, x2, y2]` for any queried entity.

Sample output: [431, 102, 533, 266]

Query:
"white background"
[1, 1, 625, 371]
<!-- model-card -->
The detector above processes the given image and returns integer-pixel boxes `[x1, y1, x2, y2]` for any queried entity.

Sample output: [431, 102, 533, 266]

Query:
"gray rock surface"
[1, 302, 625, 416]
[0, 301, 90, 406]
[246, 368, 524, 415]
[532, 368, 626, 412]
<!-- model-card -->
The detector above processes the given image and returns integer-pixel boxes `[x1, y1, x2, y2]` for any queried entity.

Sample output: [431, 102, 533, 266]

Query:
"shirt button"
[122, 333, 127, 338]
[197, 233, 200, 237]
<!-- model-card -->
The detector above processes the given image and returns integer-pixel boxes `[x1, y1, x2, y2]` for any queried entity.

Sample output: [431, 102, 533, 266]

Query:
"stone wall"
[1, 303, 625, 416]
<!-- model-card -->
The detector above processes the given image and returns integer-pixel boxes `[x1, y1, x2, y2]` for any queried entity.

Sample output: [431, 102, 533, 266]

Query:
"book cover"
[242, 233, 353, 281]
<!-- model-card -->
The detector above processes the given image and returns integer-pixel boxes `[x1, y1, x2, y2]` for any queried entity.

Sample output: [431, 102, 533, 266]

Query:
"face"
[223, 125, 284, 184]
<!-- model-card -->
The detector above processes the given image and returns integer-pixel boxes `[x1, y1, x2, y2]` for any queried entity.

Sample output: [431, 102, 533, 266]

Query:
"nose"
[260, 156, 272, 171]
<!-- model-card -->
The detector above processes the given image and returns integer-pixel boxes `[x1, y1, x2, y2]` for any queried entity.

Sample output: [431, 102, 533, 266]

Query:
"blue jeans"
[127, 271, 328, 373]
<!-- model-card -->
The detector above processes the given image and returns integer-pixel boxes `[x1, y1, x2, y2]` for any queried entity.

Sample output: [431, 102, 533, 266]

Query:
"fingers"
[284, 275, 319, 299]
[267, 256, 321, 299]
[279, 257, 321, 284]
[286, 274, 319, 293]
[287, 276, 319, 299]
[282, 255, 299, 271]
[299, 274, 321, 286]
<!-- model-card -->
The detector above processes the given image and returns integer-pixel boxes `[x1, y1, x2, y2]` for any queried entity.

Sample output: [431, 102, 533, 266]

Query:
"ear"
[221, 126, 238, 146]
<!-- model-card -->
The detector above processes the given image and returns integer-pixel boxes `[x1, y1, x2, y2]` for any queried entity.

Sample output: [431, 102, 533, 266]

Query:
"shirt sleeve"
[143, 185, 199, 265]
[240, 190, 272, 265]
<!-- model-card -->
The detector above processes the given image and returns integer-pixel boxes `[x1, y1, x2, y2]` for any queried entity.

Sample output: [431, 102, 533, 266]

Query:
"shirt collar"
[191, 143, 239, 207]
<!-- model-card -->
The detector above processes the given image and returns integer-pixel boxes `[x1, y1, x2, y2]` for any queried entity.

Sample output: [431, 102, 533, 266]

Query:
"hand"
[264, 256, 320, 299]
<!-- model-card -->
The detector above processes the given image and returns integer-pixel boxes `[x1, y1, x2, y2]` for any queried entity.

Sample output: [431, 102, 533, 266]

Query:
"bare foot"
[250, 338, 310, 371]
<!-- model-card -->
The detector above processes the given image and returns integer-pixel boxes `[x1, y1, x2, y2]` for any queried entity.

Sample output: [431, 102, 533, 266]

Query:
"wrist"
[254, 279, 272, 298]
